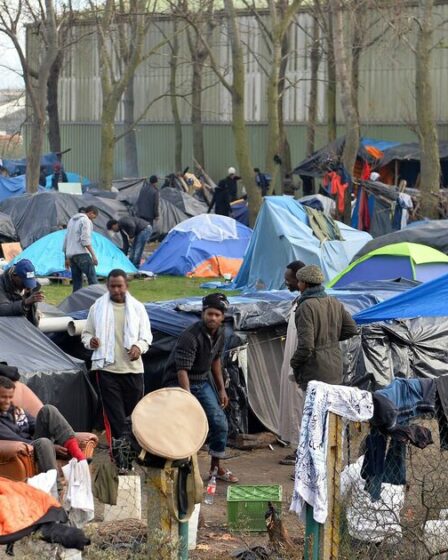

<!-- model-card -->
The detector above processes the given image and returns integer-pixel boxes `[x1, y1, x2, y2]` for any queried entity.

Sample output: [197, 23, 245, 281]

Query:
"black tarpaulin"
[0, 192, 130, 248]
[0, 211, 17, 243]
[0, 317, 97, 431]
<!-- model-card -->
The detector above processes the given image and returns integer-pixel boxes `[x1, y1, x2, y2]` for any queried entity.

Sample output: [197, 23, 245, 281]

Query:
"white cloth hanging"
[290, 380, 373, 524]
[62, 459, 94, 527]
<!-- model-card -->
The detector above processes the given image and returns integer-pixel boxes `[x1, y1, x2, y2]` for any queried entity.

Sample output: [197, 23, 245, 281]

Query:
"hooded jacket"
[290, 289, 357, 389]
[0, 270, 39, 326]
[63, 213, 93, 258]
[0, 405, 35, 444]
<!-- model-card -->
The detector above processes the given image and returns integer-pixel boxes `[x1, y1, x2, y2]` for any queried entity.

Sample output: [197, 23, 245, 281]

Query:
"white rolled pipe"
[39, 317, 72, 333]
[68, 320, 87, 337]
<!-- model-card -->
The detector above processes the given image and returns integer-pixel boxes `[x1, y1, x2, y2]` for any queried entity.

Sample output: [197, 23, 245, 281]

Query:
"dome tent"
[140, 214, 252, 277]
[8, 230, 137, 277]
[328, 242, 448, 288]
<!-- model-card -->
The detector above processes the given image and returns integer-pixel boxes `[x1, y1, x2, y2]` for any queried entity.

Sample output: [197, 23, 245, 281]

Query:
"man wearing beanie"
[291, 264, 357, 393]
[163, 293, 238, 483]
[136, 174, 160, 227]
[208, 167, 240, 216]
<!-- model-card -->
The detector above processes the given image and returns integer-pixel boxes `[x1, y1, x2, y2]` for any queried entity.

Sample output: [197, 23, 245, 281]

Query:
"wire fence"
[325, 407, 448, 560]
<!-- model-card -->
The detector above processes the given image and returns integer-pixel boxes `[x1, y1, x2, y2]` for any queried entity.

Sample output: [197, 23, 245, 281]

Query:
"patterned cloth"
[290, 381, 373, 524]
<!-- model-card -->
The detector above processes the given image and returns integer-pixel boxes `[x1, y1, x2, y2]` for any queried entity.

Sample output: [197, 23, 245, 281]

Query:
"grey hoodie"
[63, 213, 93, 258]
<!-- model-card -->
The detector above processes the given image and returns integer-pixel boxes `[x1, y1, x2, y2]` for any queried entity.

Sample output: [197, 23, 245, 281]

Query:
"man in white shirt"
[81, 269, 152, 444]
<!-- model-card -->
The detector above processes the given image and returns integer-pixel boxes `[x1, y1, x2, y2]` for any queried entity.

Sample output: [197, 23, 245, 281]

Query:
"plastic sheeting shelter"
[141, 214, 252, 277]
[354, 272, 448, 324]
[0, 317, 96, 431]
[0, 175, 26, 202]
[233, 196, 371, 290]
[8, 230, 137, 277]
[329, 242, 448, 288]
[0, 192, 129, 248]
[0, 212, 17, 242]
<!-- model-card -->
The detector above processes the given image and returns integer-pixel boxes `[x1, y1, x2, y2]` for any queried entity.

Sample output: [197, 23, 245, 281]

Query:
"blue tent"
[233, 196, 371, 291]
[9, 230, 137, 277]
[0, 175, 26, 202]
[354, 273, 448, 324]
[141, 214, 252, 277]
[3, 152, 59, 177]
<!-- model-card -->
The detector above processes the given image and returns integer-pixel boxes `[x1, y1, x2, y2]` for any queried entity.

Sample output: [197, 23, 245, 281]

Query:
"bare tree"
[415, 0, 440, 217]
[0, 0, 60, 192]
[306, 11, 321, 155]
[90, 0, 170, 189]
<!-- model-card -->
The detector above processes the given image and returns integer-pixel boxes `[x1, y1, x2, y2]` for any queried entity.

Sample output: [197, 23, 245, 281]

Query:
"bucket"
[188, 504, 201, 550]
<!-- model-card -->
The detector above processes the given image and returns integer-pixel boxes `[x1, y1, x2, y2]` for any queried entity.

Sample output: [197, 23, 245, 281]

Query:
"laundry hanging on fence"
[290, 380, 373, 524]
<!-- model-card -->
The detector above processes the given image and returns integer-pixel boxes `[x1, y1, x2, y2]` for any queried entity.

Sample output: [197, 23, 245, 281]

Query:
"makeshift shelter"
[8, 230, 137, 277]
[351, 220, 448, 261]
[233, 196, 371, 291]
[293, 137, 400, 179]
[0, 212, 17, 243]
[0, 192, 129, 248]
[114, 179, 207, 239]
[141, 214, 252, 277]
[0, 175, 26, 203]
[3, 152, 59, 177]
[0, 317, 96, 431]
[328, 242, 448, 288]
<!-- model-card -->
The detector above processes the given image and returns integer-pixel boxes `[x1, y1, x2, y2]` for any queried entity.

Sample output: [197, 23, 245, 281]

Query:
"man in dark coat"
[290, 264, 357, 390]
[208, 167, 241, 217]
[136, 175, 160, 226]
[107, 216, 152, 267]
[0, 259, 43, 326]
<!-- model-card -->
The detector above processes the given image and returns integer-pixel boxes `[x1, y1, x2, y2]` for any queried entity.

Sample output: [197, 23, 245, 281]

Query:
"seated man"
[0, 259, 44, 325]
[0, 376, 86, 473]
[163, 293, 238, 483]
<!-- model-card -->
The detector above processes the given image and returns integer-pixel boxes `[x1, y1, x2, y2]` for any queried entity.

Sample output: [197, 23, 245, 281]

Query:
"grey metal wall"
[49, 122, 426, 181]
[52, 4, 448, 126]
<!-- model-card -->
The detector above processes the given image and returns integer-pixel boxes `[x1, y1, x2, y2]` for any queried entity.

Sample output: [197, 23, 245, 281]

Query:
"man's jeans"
[33, 404, 76, 473]
[190, 381, 228, 458]
[70, 253, 98, 292]
[129, 226, 152, 267]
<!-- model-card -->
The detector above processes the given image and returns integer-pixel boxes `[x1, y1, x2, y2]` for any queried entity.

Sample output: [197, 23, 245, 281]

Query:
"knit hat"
[149, 175, 158, 184]
[296, 265, 325, 285]
[228, 167, 236, 175]
[202, 293, 229, 313]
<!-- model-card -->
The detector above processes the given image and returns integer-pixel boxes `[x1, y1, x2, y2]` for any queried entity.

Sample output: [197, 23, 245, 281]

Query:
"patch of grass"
[42, 276, 239, 306]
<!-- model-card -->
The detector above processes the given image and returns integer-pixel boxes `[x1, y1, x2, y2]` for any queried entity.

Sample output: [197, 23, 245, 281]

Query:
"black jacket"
[0, 405, 35, 443]
[136, 181, 160, 225]
[118, 216, 150, 254]
[163, 321, 225, 385]
[0, 270, 39, 326]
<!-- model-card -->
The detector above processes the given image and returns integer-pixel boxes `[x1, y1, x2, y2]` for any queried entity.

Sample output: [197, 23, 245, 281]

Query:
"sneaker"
[279, 452, 296, 466]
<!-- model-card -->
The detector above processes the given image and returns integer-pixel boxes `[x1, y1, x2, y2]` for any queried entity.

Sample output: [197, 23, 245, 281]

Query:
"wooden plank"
[322, 413, 343, 560]
[1, 242, 22, 262]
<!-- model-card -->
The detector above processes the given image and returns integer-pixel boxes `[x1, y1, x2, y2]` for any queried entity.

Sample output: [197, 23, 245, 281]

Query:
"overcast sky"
[0, 35, 24, 90]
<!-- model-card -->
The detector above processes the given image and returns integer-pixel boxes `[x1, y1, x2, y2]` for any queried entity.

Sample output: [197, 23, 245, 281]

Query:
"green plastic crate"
[227, 484, 283, 532]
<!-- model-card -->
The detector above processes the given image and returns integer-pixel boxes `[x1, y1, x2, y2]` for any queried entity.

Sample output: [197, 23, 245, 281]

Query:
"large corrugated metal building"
[28, 4, 448, 181]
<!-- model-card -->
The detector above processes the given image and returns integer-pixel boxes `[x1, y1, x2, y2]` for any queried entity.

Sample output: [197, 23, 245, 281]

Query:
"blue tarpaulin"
[354, 273, 448, 324]
[0, 175, 26, 202]
[3, 152, 59, 177]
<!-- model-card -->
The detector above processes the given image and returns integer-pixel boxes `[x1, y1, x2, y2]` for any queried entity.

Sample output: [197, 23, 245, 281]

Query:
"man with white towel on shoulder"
[81, 269, 152, 445]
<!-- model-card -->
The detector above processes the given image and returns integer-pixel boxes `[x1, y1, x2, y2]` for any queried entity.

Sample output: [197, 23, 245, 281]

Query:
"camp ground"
[3, 2, 448, 554]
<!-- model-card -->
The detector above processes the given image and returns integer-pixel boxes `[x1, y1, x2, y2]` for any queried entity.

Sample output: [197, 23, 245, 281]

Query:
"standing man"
[51, 162, 68, 190]
[0, 259, 43, 325]
[278, 261, 305, 465]
[163, 293, 238, 483]
[136, 175, 160, 228]
[254, 168, 271, 197]
[107, 216, 152, 267]
[63, 205, 99, 292]
[81, 269, 152, 444]
[291, 265, 358, 391]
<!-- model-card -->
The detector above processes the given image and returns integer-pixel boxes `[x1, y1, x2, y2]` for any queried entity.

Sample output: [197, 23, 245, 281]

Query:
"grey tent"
[0, 212, 17, 243]
[0, 192, 130, 248]
[0, 317, 96, 431]
[59, 284, 107, 314]
[351, 220, 448, 262]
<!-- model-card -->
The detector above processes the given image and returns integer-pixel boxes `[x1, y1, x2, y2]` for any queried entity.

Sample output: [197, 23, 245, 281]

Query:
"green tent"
[328, 242, 448, 288]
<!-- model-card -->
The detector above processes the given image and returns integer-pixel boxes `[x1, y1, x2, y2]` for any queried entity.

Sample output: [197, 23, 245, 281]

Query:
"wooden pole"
[145, 467, 179, 560]
[322, 413, 344, 560]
